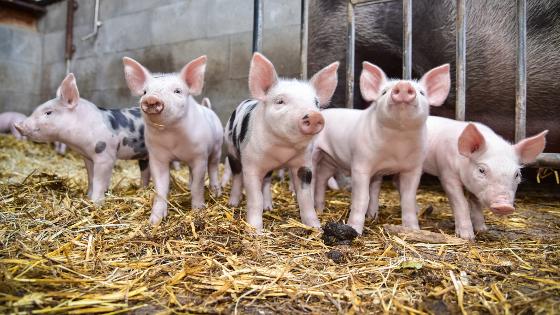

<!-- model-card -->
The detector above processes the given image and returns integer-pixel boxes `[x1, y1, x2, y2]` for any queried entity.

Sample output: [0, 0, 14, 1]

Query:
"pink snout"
[299, 112, 324, 135]
[141, 95, 164, 114]
[391, 81, 416, 104]
[490, 203, 515, 215]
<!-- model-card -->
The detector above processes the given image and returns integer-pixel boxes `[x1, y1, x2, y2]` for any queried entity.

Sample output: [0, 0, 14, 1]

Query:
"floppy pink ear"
[180, 55, 207, 96]
[419, 64, 450, 107]
[248, 52, 278, 101]
[57, 73, 80, 109]
[360, 62, 387, 102]
[514, 130, 548, 164]
[310, 61, 339, 107]
[123, 57, 151, 96]
[458, 123, 486, 158]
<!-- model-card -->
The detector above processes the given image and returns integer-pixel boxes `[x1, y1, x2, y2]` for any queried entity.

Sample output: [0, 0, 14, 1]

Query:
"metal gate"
[252, 0, 559, 168]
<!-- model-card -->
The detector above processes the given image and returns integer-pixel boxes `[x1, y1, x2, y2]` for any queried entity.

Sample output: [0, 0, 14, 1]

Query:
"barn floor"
[0, 135, 559, 314]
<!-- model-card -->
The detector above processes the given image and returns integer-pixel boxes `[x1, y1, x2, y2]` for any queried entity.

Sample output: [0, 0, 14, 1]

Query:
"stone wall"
[35, 0, 302, 122]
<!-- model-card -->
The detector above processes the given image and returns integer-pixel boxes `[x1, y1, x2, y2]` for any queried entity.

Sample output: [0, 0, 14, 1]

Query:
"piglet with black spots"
[123, 56, 223, 225]
[15, 73, 150, 202]
[225, 52, 339, 233]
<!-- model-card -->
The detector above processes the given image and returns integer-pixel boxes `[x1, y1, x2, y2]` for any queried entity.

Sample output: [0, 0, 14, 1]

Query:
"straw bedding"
[0, 135, 559, 314]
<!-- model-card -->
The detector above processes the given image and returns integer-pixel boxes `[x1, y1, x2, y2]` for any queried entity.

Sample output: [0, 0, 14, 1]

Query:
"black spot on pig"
[107, 109, 130, 130]
[227, 109, 236, 134]
[128, 119, 135, 132]
[228, 154, 242, 175]
[94, 141, 106, 154]
[122, 137, 129, 146]
[238, 103, 257, 144]
[297, 167, 312, 187]
[138, 159, 149, 171]
[322, 222, 358, 246]
[128, 107, 141, 117]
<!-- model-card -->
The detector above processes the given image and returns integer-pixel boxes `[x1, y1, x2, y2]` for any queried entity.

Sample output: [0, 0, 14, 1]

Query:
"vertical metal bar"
[65, 0, 75, 74]
[515, 0, 527, 142]
[455, 0, 466, 121]
[300, 0, 308, 80]
[402, 0, 412, 80]
[346, 1, 355, 109]
[252, 0, 263, 53]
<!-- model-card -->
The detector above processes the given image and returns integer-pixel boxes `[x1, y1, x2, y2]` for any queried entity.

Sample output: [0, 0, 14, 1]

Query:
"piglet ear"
[180, 55, 207, 96]
[123, 57, 151, 96]
[458, 123, 486, 158]
[201, 97, 212, 109]
[419, 64, 450, 107]
[249, 52, 278, 101]
[310, 61, 339, 107]
[360, 62, 387, 102]
[514, 130, 548, 164]
[56, 73, 79, 109]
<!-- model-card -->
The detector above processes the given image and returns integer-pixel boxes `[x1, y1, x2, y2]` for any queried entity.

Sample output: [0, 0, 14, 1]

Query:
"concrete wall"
[0, 24, 42, 113]
[35, 0, 302, 123]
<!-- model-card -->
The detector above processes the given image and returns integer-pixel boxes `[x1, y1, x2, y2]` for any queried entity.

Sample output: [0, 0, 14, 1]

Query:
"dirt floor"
[0, 135, 559, 314]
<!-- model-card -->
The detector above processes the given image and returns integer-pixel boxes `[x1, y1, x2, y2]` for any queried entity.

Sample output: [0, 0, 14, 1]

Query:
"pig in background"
[0, 112, 27, 140]
[15, 73, 150, 202]
[309, 0, 560, 153]
[313, 62, 450, 235]
[123, 56, 223, 225]
[224, 52, 339, 233]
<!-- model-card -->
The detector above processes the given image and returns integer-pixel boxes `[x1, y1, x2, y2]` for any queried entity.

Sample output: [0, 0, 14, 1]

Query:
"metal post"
[455, 0, 466, 121]
[346, 1, 355, 108]
[402, 0, 412, 80]
[515, 0, 527, 142]
[300, 0, 308, 80]
[252, 0, 263, 53]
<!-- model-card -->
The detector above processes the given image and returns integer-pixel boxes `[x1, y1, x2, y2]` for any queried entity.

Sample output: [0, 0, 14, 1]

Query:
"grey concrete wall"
[0, 24, 42, 113]
[36, 0, 302, 123]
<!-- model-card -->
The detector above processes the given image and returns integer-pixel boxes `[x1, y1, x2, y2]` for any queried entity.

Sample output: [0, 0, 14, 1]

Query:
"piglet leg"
[366, 176, 383, 220]
[138, 159, 150, 187]
[244, 171, 264, 233]
[468, 194, 488, 233]
[440, 173, 475, 240]
[262, 172, 273, 211]
[397, 168, 422, 230]
[90, 159, 115, 202]
[347, 171, 371, 234]
[292, 166, 321, 228]
[84, 158, 94, 198]
[189, 159, 208, 209]
[208, 153, 222, 197]
[149, 158, 170, 224]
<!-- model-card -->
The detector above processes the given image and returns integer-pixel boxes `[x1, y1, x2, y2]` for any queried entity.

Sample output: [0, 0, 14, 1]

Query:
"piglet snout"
[391, 81, 416, 104]
[299, 112, 324, 135]
[141, 95, 165, 114]
[490, 203, 515, 215]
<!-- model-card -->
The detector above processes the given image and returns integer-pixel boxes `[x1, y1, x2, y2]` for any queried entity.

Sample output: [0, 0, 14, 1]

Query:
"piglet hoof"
[263, 203, 273, 211]
[149, 214, 164, 225]
[228, 200, 240, 207]
[366, 209, 379, 221]
[456, 228, 476, 241]
[302, 217, 321, 229]
[474, 224, 489, 233]
[315, 202, 325, 215]
[210, 185, 222, 197]
[191, 202, 206, 210]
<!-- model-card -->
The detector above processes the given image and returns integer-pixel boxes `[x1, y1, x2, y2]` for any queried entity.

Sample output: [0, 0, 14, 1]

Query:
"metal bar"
[346, 1, 355, 109]
[65, 0, 76, 74]
[300, 0, 309, 80]
[528, 153, 560, 168]
[352, 0, 395, 5]
[81, 0, 102, 41]
[455, 0, 466, 121]
[252, 0, 264, 53]
[515, 0, 527, 142]
[402, 0, 412, 80]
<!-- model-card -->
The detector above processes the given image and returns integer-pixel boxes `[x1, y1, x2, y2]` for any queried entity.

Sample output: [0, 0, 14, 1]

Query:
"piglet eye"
[275, 98, 284, 105]
[45, 111, 53, 116]
[478, 167, 486, 175]
[174, 88, 182, 94]
[515, 171, 521, 179]
[381, 90, 387, 96]
[420, 90, 425, 96]
[143, 90, 147, 95]
[314, 98, 320, 108]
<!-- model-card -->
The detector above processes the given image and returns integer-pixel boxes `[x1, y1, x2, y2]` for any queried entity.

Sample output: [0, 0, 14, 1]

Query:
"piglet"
[225, 52, 339, 232]
[123, 56, 223, 224]
[313, 62, 450, 234]
[419, 116, 548, 240]
[15, 73, 150, 201]
[0, 112, 27, 140]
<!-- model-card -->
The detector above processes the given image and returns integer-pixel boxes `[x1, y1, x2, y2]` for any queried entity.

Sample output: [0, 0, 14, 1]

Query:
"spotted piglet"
[122, 56, 223, 225]
[225, 53, 339, 233]
[15, 73, 150, 201]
